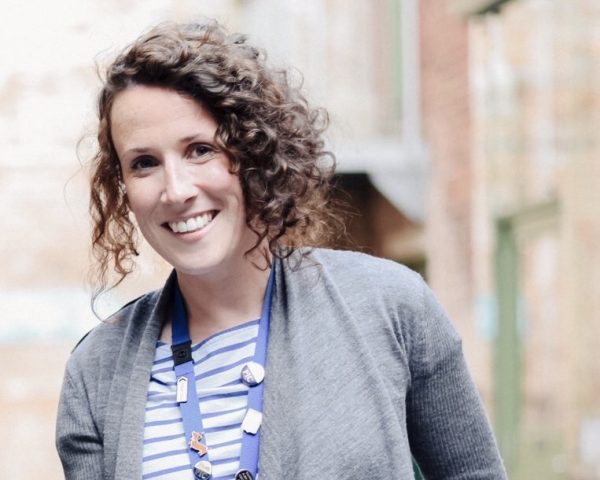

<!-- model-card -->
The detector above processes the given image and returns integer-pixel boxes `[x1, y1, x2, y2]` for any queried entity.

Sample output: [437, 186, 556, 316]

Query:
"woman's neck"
[165, 257, 272, 344]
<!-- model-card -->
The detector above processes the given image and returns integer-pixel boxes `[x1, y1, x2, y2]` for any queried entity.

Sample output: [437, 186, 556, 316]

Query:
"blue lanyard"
[171, 266, 275, 480]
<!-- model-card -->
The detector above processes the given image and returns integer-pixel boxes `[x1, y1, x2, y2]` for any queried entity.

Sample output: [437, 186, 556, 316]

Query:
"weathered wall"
[460, 0, 600, 477]
[419, 0, 495, 400]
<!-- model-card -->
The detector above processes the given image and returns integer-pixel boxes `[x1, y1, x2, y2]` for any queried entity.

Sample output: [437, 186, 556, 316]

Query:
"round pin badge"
[193, 460, 212, 480]
[235, 469, 254, 480]
[240, 361, 265, 386]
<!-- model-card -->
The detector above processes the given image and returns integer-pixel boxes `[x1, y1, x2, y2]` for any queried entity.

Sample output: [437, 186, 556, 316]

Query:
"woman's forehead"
[110, 86, 218, 149]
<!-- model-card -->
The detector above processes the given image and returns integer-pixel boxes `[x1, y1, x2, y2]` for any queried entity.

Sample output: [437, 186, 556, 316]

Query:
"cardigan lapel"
[258, 252, 407, 479]
[107, 274, 175, 480]
[260, 255, 328, 478]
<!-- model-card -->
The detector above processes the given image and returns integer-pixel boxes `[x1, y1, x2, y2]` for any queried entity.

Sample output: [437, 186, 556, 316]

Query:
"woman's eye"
[131, 156, 157, 171]
[189, 144, 214, 160]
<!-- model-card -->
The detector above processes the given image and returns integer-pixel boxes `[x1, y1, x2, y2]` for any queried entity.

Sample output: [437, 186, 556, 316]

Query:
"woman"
[56, 21, 507, 480]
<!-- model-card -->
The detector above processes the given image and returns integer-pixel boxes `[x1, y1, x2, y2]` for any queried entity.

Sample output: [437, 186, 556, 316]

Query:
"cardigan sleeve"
[405, 282, 507, 479]
[55, 359, 104, 479]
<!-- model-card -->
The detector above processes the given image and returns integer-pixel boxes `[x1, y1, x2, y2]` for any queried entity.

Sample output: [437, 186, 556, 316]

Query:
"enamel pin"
[190, 431, 208, 456]
[241, 361, 265, 386]
[193, 459, 212, 480]
[241, 408, 263, 435]
[235, 469, 254, 480]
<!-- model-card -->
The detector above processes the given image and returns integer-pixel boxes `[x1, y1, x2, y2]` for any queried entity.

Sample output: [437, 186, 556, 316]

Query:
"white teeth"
[168, 212, 214, 234]
[186, 218, 197, 231]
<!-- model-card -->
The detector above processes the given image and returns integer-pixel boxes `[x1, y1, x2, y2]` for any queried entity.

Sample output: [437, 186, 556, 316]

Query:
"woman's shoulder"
[307, 249, 462, 372]
[307, 248, 426, 301]
[310, 247, 415, 272]
[67, 288, 163, 373]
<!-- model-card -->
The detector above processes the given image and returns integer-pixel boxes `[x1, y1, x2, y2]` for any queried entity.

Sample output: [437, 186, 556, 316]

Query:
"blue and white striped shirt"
[142, 320, 259, 479]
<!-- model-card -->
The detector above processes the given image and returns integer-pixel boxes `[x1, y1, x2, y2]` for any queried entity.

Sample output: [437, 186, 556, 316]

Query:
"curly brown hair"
[90, 20, 343, 295]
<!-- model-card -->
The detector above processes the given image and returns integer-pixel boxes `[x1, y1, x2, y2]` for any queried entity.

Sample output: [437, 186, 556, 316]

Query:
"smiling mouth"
[167, 211, 217, 234]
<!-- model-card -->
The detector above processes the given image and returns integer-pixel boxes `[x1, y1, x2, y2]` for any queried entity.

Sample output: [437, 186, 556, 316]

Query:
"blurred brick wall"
[419, 1, 494, 397]
[454, 0, 600, 477]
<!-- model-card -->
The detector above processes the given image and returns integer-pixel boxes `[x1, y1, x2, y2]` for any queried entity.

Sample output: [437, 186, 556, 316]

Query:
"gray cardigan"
[56, 249, 507, 479]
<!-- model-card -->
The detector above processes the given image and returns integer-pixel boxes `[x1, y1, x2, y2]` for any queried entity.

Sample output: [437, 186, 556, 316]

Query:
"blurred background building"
[1, 0, 599, 478]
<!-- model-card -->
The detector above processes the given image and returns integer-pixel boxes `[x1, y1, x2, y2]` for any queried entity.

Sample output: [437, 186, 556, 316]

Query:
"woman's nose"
[160, 160, 198, 204]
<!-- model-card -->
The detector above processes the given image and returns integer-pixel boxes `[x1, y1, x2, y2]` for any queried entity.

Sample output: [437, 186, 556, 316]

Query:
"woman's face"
[110, 85, 256, 278]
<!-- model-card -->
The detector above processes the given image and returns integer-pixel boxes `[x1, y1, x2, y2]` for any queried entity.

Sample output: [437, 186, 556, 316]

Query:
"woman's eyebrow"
[178, 133, 213, 144]
[119, 146, 152, 157]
